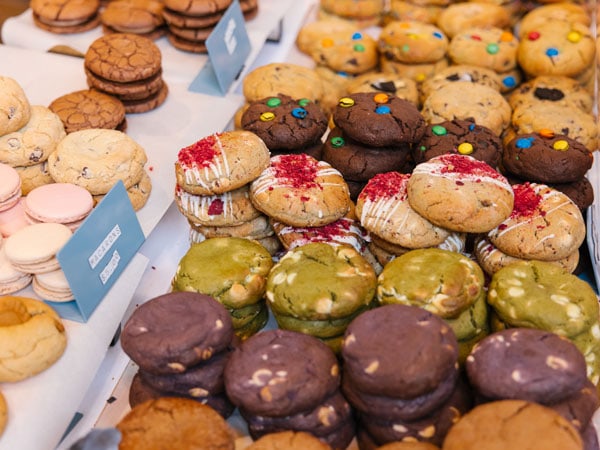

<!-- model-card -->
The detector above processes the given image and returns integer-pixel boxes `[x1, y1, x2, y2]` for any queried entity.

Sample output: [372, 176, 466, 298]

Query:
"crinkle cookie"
[333, 92, 426, 147]
[356, 171, 452, 249]
[407, 154, 514, 233]
[421, 82, 511, 136]
[502, 131, 593, 184]
[0, 105, 66, 167]
[0, 76, 31, 136]
[487, 183, 585, 261]
[377, 20, 448, 64]
[47, 128, 147, 195]
[250, 153, 351, 227]
[175, 130, 270, 196]
[376, 248, 485, 319]
[448, 27, 519, 73]
[487, 260, 599, 339]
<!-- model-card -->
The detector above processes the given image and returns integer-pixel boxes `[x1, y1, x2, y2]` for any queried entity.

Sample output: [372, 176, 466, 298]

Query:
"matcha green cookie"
[171, 237, 274, 310]
[233, 303, 269, 340]
[445, 290, 489, 342]
[487, 260, 599, 339]
[377, 248, 485, 319]
[266, 242, 376, 322]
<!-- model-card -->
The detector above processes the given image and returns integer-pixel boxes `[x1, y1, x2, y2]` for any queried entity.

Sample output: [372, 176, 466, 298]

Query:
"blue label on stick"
[54, 181, 145, 322]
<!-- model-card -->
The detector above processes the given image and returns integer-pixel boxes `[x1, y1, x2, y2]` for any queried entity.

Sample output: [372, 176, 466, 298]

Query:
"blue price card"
[54, 181, 145, 323]
[188, 0, 251, 95]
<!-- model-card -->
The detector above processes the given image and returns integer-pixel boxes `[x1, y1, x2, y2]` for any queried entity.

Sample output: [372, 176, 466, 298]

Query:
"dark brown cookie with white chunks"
[341, 304, 459, 399]
[502, 131, 593, 184]
[412, 119, 503, 168]
[465, 328, 589, 404]
[120, 291, 234, 375]
[333, 92, 426, 147]
[241, 94, 328, 152]
[224, 329, 341, 417]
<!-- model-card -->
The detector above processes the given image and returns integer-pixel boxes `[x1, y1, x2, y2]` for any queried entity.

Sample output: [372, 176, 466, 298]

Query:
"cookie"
[487, 260, 599, 339]
[32, 268, 74, 302]
[117, 397, 235, 450]
[517, 2, 591, 40]
[163, 0, 231, 15]
[375, 443, 441, 450]
[4, 223, 72, 274]
[377, 248, 485, 319]
[321, 127, 411, 182]
[442, 400, 583, 450]
[356, 172, 452, 249]
[487, 183, 585, 261]
[241, 95, 328, 151]
[265, 241, 376, 320]
[333, 92, 426, 147]
[0, 76, 31, 136]
[224, 328, 340, 417]
[540, 378, 599, 432]
[502, 132, 593, 184]
[296, 19, 362, 55]
[13, 161, 53, 196]
[412, 119, 503, 168]
[0, 245, 32, 295]
[0, 105, 66, 167]
[175, 184, 262, 227]
[175, 130, 270, 196]
[120, 291, 234, 374]
[341, 304, 459, 398]
[31, 0, 100, 34]
[507, 75, 594, 113]
[379, 57, 449, 84]
[48, 128, 147, 195]
[0, 163, 21, 213]
[188, 214, 274, 240]
[100, 0, 165, 35]
[244, 430, 333, 450]
[419, 64, 502, 104]
[249, 153, 351, 227]
[319, 0, 385, 27]
[448, 27, 518, 73]
[48, 89, 127, 133]
[407, 154, 514, 233]
[377, 20, 448, 64]
[436, 2, 510, 38]
[243, 63, 325, 105]
[421, 82, 511, 136]
[171, 236, 273, 309]
[345, 72, 419, 106]
[517, 21, 596, 78]
[549, 177, 594, 211]
[466, 328, 588, 404]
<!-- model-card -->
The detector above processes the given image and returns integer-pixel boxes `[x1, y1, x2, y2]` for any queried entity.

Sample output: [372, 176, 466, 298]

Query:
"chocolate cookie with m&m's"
[333, 92, 426, 147]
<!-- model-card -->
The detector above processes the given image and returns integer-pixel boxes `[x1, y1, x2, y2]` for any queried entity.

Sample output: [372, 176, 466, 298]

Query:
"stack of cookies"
[486, 260, 600, 387]
[376, 248, 489, 362]
[341, 304, 472, 448]
[265, 242, 377, 353]
[0, 76, 66, 196]
[120, 292, 237, 418]
[47, 128, 152, 211]
[475, 183, 586, 276]
[84, 33, 168, 114]
[224, 329, 355, 449]
[465, 328, 600, 449]
[171, 237, 273, 339]
[173, 130, 279, 253]
[323, 91, 425, 199]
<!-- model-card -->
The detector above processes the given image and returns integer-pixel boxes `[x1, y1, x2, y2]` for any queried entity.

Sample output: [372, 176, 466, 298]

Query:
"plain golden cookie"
[117, 397, 235, 450]
[0, 76, 31, 136]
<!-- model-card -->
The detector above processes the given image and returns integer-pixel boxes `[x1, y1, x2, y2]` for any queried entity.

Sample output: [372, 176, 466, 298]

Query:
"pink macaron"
[0, 163, 22, 212]
[0, 197, 29, 238]
[24, 183, 94, 231]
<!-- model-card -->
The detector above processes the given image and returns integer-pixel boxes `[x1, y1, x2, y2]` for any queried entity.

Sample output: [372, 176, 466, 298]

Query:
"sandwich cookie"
[32, 269, 74, 302]
[30, 0, 101, 33]
[0, 245, 32, 295]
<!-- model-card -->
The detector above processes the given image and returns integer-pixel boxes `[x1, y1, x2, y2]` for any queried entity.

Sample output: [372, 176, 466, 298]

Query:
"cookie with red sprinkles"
[249, 153, 351, 227]
[175, 130, 270, 195]
[486, 182, 586, 261]
[406, 154, 514, 233]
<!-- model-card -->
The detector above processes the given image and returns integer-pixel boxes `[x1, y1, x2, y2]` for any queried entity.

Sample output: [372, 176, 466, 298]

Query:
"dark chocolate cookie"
[224, 329, 340, 417]
[502, 132, 593, 184]
[121, 292, 234, 374]
[550, 177, 595, 211]
[412, 119, 503, 168]
[332, 92, 426, 147]
[321, 127, 411, 182]
[241, 94, 328, 151]
[465, 328, 588, 404]
[544, 378, 599, 431]
[341, 304, 459, 399]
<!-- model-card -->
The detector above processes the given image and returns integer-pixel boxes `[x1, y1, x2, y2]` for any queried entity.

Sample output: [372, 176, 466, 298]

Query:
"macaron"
[0, 198, 29, 238]
[33, 268, 74, 302]
[0, 244, 32, 294]
[4, 223, 72, 274]
[0, 163, 22, 212]
[24, 183, 94, 231]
